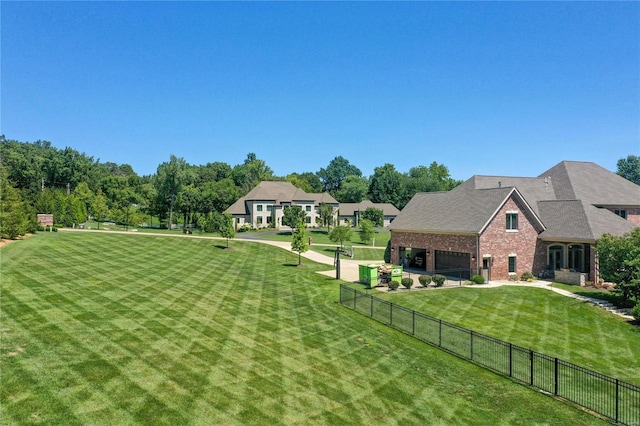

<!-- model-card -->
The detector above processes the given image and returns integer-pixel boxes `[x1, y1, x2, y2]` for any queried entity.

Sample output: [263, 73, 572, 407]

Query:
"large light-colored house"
[338, 200, 401, 227]
[225, 181, 338, 229]
[389, 161, 640, 283]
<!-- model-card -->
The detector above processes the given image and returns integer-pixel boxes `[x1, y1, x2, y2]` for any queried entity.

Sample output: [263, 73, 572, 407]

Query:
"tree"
[368, 163, 405, 208]
[317, 156, 362, 196]
[0, 168, 31, 239]
[616, 155, 640, 185]
[232, 153, 274, 194]
[598, 228, 640, 303]
[360, 207, 383, 227]
[291, 218, 308, 265]
[219, 213, 235, 249]
[92, 189, 109, 229]
[154, 155, 188, 229]
[359, 219, 375, 245]
[335, 175, 369, 203]
[318, 202, 335, 233]
[73, 182, 94, 222]
[282, 205, 306, 230]
[329, 225, 351, 248]
[286, 172, 322, 193]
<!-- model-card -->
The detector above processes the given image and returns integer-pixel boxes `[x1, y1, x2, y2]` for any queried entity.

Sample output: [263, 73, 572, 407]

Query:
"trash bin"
[390, 265, 403, 283]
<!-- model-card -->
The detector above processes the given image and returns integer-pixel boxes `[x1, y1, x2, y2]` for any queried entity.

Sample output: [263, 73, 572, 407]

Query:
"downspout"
[476, 233, 480, 277]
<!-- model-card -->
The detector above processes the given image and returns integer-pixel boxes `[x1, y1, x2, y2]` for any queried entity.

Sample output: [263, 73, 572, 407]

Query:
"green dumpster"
[390, 265, 403, 283]
[359, 264, 380, 288]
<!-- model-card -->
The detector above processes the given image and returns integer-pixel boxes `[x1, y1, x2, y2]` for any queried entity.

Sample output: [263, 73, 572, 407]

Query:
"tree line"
[0, 137, 462, 238]
[2, 136, 639, 240]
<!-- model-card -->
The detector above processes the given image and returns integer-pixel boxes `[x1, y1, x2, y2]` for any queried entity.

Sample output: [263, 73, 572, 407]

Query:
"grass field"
[368, 284, 640, 385]
[1, 231, 607, 425]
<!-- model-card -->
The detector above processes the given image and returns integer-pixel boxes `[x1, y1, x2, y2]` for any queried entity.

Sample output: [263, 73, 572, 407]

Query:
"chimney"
[498, 181, 502, 188]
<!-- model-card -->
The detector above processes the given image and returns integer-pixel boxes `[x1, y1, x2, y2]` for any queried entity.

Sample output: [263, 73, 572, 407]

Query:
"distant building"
[338, 200, 400, 227]
[225, 181, 338, 229]
[389, 161, 640, 283]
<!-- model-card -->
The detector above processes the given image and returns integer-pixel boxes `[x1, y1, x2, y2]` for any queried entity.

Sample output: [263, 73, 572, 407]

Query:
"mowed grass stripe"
[1, 232, 607, 425]
[372, 285, 640, 385]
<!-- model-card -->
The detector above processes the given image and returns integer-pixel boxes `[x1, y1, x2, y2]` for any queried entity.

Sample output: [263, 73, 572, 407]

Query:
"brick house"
[389, 161, 640, 283]
[225, 181, 338, 229]
[338, 200, 401, 227]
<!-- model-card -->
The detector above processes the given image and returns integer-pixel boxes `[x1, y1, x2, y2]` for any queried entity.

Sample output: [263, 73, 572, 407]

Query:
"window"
[266, 216, 272, 224]
[305, 205, 311, 212]
[508, 256, 517, 274]
[266, 205, 272, 212]
[506, 213, 518, 231]
[305, 216, 311, 223]
[256, 216, 263, 225]
[257, 205, 263, 212]
[614, 209, 627, 219]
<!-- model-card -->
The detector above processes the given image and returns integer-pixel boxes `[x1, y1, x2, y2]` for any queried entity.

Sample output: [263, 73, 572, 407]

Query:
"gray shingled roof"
[391, 161, 639, 241]
[537, 200, 635, 241]
[225, 181, 338, 215]
[540, 161, 640, 207]
[339, 200, 401, 217]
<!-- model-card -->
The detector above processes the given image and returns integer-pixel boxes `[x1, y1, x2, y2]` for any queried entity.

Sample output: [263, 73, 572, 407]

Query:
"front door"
[549, 245, 564, 270]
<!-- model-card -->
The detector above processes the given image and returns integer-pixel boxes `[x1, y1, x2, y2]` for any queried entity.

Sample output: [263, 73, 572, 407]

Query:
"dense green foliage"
[1, 138, 465, 238]
[360, 206, 383, 227]
[401, 277, 414, 289]
[616, 154, 640, 185]
[281, 205, 306, 230]
[0, 232, 606, 424]
[434, 274, 446, 287]
[471, 274, 485, 284]
[598, 228, 640, 303]
[358, 219, 375, 244]
[418, 275, 432, 286]
[328, 225, 351, 247]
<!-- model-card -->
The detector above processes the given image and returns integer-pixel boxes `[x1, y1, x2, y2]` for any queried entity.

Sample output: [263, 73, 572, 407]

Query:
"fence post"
[353, 288, 356, 310]
[370, 294, 373, 318]
[439, 318, 442, 347]
[509, 343, 513, 377]
[554, 358, 558, 395]
[529, 349, 534, 386]
[470, 330, 474, 360]
[615, 378, 619, 423]
[412, 310, 415, 336]
[390, 302, 393, 326]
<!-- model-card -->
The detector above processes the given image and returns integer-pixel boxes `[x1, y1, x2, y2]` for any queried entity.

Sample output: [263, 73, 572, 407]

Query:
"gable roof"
[225, 181, 338, 215]
[339, 200, 401, 217]
[390, 161, 639, 240]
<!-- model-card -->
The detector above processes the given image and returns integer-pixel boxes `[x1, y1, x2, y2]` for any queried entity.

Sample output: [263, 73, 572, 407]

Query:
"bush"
[237, 224, 253, 232]
[401, 277, 413, 289]
[471, 274, 485, 284]
[520, 271, 535, 282]
[418, 275, 432, 286]
[632, 304, 640, 322]
[388, 280, 400, 291]
[433, 274, 446, 287]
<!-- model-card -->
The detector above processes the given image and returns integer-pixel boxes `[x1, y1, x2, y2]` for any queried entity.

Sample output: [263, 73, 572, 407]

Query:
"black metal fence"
[339, 284, 640, 425]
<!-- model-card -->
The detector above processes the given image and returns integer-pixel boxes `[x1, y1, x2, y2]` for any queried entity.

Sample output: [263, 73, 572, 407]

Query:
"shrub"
[388, 280, 400, 291]
[401, 277, 413, 289]
[520, 271, 535, 282]
[632, 304, 640, 322]
[471, 274, 485, 284]
[418, 275, 432, 287]
[237, 224, 253, 232]
[433, 274, 446, 287]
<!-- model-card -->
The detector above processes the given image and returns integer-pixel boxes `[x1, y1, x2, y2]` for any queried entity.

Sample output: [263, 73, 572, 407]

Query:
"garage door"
[435, 250, 470, 279]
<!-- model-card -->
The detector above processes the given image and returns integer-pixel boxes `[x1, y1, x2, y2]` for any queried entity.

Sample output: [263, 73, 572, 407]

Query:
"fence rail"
[340, 284, 640, 425]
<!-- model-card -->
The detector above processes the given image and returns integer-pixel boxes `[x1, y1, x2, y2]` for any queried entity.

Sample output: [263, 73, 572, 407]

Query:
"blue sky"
[2, 1, 638, 181]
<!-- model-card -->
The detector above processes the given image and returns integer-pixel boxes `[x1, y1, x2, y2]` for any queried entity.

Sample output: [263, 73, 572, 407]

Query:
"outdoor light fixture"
[426, 250, 431, 256]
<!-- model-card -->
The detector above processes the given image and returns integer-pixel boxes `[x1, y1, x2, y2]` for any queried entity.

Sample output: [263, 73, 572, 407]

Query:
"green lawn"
[240, 227, 391, 247]
[367, 285, 640, 385]
[1, 232, 606, 425]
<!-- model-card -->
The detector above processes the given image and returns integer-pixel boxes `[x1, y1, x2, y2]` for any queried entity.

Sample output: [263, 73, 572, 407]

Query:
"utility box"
[390, 265, 403, 283]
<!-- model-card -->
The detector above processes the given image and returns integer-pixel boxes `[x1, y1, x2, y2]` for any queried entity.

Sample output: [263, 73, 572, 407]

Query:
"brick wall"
[479, 197, 541, 280]
[625, 208, 640, 227]
[391, 232, 477, 272]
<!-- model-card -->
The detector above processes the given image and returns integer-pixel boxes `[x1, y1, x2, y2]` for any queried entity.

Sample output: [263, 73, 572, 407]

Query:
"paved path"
[60, 228, 634, 320]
